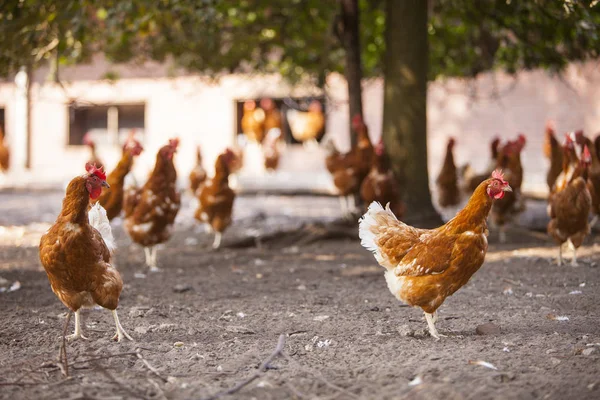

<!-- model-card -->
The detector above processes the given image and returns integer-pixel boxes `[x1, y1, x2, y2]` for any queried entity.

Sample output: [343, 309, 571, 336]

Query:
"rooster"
[287, 100, 325, 146]
[325, 114, 374, 215]
[360, 139, 405, 219]
[544, 121, 563, 192]
[39, 163, 132, 341]
[548, 145, 592, 266]
[83, 132, 103, 170]
[241, 100, 265, 143]
[97, 135, 143, 220]
[124, 139, 181, 271]
[359, 170, 512, 339]
[0, 126, 9, 172]
[490, 134, 526, 243]
[195, 149, 236, 248]
[189, 146, 207, 195]
[435, 137, 460, 208]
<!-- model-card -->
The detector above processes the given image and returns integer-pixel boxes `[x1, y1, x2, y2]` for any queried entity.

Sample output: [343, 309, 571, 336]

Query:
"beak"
[503, 184, 512, 192]
[102, 181, 110, 189]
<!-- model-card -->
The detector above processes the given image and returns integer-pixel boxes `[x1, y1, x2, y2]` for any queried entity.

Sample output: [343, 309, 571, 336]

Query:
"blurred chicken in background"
[287, 100, 325, 148]
[0, 126, 9, 173]
[83, 132, 104, 170]
[189, 146, 207, 195]
[241, 100, 265, 143]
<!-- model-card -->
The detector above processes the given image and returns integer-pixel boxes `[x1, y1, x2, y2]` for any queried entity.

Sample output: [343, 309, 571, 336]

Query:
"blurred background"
[0, 0, 599, 216]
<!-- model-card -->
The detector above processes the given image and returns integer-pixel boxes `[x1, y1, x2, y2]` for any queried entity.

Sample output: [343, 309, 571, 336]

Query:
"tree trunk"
[382, 0, 442, 227]
[340, 0, 363, 146]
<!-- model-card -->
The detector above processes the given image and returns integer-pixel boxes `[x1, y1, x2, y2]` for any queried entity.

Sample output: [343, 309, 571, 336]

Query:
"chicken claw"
[111, 310, 134, 342]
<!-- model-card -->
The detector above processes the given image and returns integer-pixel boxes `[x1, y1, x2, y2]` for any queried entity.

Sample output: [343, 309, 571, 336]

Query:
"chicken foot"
[111, 310, 134, 342]
[425, 312, 446, 340]
[66, 310, 88, 341]
[213, 232, 222, 249]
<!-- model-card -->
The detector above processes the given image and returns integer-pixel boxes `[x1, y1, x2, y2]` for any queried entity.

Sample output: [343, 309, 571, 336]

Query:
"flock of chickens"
[32, 114, 600, 342]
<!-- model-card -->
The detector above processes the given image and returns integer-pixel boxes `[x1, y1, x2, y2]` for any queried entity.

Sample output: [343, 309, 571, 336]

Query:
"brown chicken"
[462, 137, 501, 194]
[195, 149, 236, 248]
[490, 134, 526, 243]
[544, 121, 563, 192]
[263, 129, 282, 171]
[287, 100, 325, 143]
[359, 170, 512, 339]
[189, 146, 207, 194]
[325, 114, 374, 214]
[360, 139, 405, 218]
[574, 131, 600, 225]
[436, 138, 460, 208]
[96, 136, 144, 220]
[83, 132, 104, 170]
[39, 163, 132, 341]
[553, 133, 580, 193]
[547, 145, 592, 266]
[241, 100, 265, 143]
[124, 139, 181, 271]
[0, 126, 9, 172]
[260, 98, 282, 134]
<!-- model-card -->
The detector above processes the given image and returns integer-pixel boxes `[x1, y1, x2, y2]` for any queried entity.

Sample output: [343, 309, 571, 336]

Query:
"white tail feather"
[88, 203, 116, 254]
[358, 202, 398, 255]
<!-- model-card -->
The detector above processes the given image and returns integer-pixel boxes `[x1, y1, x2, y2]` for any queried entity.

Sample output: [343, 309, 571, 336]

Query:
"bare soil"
[0, 191, 599, 400]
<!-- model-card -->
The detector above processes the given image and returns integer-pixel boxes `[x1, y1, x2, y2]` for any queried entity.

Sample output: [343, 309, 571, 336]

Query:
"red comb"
[85, 162, 106, 181]
[492, 169, 505, 182]
[545, 120, 555, 132]
[583, 145, 592, 162]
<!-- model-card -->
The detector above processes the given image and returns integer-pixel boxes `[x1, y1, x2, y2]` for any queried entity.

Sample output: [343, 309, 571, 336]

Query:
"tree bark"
[382, 0, 442, 227]
[340, 0, 363, 146]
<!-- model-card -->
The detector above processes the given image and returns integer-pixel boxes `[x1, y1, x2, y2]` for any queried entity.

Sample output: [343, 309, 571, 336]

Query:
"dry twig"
[200, 334, 286, 400]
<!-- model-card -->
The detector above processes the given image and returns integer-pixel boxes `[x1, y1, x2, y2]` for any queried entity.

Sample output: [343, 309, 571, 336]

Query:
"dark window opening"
[0, 108, 5, 137]
[235, 96, 326, 145]
[68, 104, 145, 146]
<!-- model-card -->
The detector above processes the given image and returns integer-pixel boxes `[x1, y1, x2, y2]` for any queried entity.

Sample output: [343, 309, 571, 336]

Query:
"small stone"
[397, 324, 414, 337]
[582, 348, 596, 356]
[297, 285, 307, 291]
[174, 341, 184, 348]
[546, 349, 557, 354]
[476, 323, 501, 335]
[370, 306, 380, 312]
[550, 357, 561, 365]
[134, 326, 149, 334]
[173, 284, 192, 293]
[313, 315, 330, 322]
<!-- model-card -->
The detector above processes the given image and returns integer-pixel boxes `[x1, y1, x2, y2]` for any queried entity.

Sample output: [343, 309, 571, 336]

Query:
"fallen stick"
[200, 334, 286, 400]
[136, 349, 168, 383]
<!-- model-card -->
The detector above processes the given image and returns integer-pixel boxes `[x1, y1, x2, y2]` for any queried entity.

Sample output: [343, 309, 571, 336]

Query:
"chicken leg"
[213, 232, 222, 249]
[499, 226, 507, 244]
[568, 239, 578, 267]
[144, 246, 160, 272]
[339, 196, 348, 216]
[111, 310, 133, 342]
[66, 310, 88, 341]
[425, 312, 446, 340]
[557, 243, 563, 266]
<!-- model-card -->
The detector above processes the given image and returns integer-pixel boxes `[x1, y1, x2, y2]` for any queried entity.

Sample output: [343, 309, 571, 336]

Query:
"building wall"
[0, 57, 599, 195]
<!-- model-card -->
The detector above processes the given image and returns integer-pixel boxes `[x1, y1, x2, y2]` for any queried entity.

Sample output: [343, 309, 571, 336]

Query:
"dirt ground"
[0, 190, 599, 400]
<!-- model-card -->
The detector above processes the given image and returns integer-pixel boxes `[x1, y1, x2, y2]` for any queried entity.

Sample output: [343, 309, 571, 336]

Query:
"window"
[68, 103, 145, 146]
[234, 96, 326, 145]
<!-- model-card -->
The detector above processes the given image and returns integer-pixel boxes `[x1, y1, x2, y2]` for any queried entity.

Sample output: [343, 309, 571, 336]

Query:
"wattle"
[494, 191, 505, 200]
[89, 187, 102, 200]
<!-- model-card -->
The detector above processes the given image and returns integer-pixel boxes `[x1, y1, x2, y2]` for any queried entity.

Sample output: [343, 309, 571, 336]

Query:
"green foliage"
[0, 0, 599, 81]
